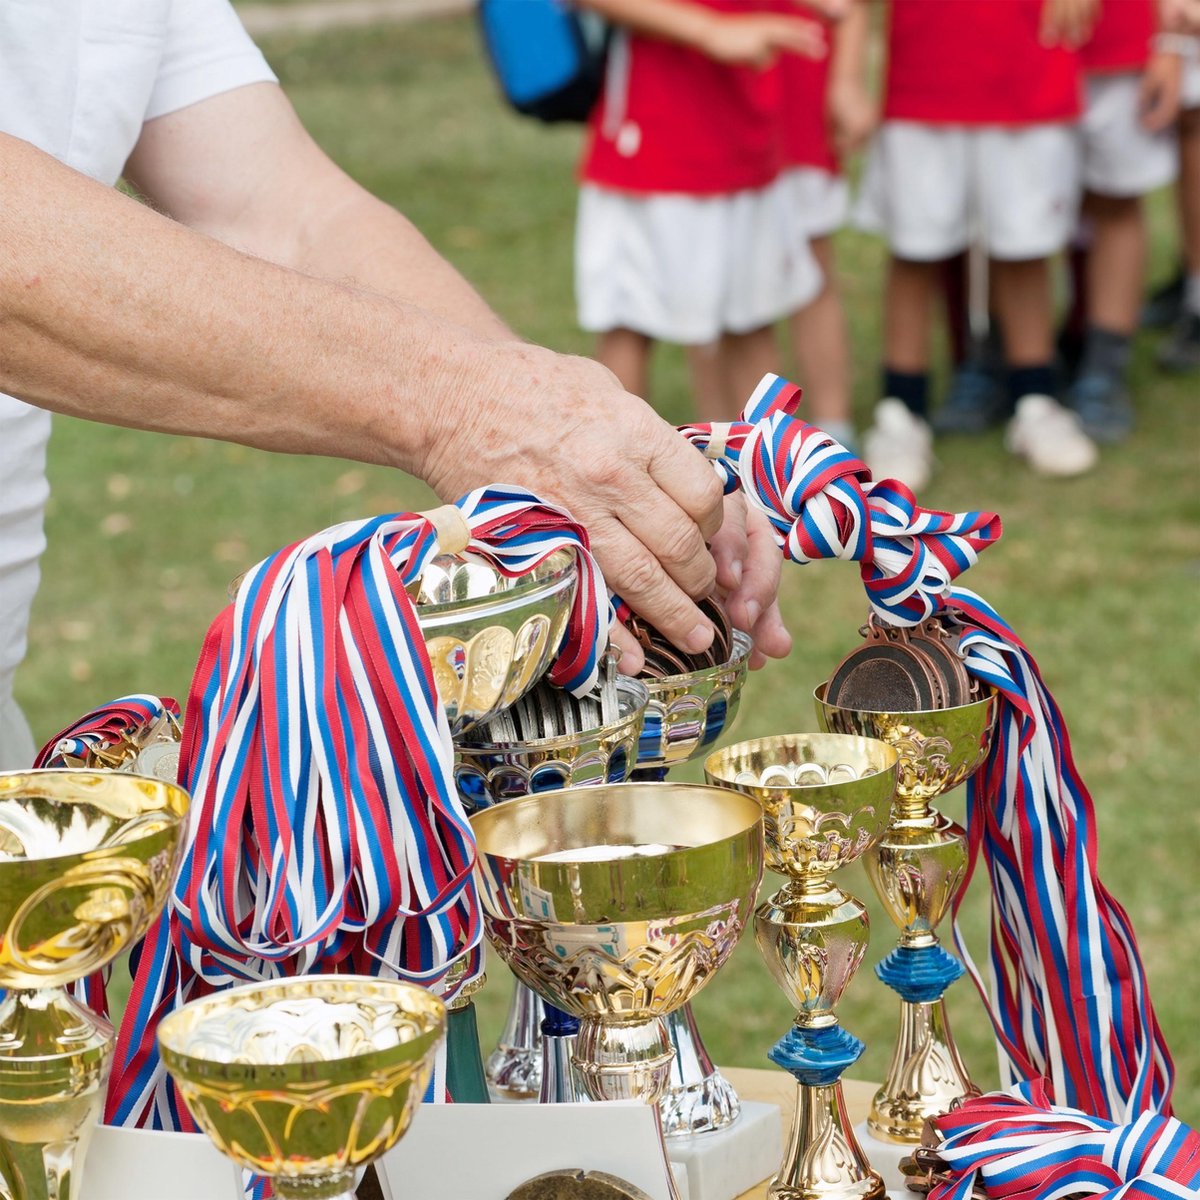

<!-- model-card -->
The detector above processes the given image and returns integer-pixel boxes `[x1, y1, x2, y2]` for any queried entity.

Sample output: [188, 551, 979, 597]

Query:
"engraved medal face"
[134, 741, 181, 783]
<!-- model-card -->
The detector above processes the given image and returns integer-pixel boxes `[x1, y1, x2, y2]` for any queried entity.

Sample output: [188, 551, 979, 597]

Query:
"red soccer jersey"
[779, 18, 838, 172]
[1080, 0, 1155, 73]
[580, 0, 785, 196]
[883, 0, 1083, 126]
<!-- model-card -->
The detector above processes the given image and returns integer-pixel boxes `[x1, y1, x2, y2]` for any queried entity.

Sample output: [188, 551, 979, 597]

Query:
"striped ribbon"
[688, 373, 1171, 1120]
[32, 693, 180, 769]
[928, 1081, 1200, 1200]
[104, 484, 609, 1134]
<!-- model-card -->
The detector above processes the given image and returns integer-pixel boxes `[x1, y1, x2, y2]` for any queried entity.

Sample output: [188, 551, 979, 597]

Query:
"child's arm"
[826, 2, 876, 159]
[575, 0, 827, 66]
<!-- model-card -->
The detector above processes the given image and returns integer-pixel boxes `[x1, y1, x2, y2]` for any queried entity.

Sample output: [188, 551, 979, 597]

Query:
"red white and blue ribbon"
[33, 693, 180, 769]
[104, 485, 609, 1133]
[687, 373, 1171, 1120]
[928, 1081, 1199, 1200]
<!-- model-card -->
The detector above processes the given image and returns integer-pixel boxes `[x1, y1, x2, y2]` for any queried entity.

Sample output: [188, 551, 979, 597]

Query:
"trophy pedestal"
[853, 1122, 918, 1196]
[668, 1101, 781, 1200]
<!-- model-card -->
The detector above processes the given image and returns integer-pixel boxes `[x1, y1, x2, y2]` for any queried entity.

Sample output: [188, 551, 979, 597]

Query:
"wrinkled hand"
[1139, 52, 1183, 131]
[702, 13, 827, 68]
[1039, 0, 1099, 46]
[421, 341, 726, 674]
[710, 492, 792, 669]
[827, 79, 877, 160]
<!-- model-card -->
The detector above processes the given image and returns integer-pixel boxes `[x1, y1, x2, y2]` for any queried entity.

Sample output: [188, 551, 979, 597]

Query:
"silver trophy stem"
[538, 1005, 587, 1105]
[659, 1002, 741, 1136]
[486, 982, 543, 1100]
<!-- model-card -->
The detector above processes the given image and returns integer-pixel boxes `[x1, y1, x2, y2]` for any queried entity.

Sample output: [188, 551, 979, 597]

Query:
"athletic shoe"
[1142, 270, 1185, 330]
[863, 398, 934, 491]
[1005, 394, 1098, 477]
[1067, 370, 1134, 444]
[1156, 312, 1200, 373]
[933, 360, 1008, 435]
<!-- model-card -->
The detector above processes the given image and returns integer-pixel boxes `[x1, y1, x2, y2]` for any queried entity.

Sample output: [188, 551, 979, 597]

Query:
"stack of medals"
[625, 594, 734, 681]
[824, 613, 980, 712]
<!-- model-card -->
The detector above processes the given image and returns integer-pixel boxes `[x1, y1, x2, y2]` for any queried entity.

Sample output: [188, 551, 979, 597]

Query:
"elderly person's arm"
[0, 122, 789, 665]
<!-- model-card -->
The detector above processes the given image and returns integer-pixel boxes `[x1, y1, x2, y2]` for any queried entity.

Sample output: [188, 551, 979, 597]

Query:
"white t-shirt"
[0, 0, 277, 766]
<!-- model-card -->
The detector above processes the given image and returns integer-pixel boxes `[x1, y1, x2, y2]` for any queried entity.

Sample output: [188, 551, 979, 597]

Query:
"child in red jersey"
[856, 0, 1098, 486]
[1065, 0, 1181, 440]
[574, 0, 833, 421]
[778, 1, 873, 448]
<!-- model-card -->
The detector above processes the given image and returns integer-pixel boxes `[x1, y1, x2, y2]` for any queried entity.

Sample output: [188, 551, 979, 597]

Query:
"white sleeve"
[145, 0, 278, 121]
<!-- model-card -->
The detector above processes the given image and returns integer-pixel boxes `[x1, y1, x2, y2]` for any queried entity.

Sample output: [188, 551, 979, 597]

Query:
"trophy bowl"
[636, 629, 752, 770]
[472, 782, 763, 1106]
[706, 734, 899, 1200]
[158, 976, 446, 1200]
[0, 769, 189, 1200]
[455, 676, 648, 812]
[415, 549, 577, 735]
[814, 685, 998, 1144]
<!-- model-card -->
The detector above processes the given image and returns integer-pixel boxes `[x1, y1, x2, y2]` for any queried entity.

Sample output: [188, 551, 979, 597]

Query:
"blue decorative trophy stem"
[706, 734, 899, 1200]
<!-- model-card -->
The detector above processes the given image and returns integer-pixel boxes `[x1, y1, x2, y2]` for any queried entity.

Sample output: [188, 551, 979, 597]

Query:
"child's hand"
[1039, 0, 1099, 46]
[1160, 0, 1200, 34]
[1139, 51, 1183, 131]
[790, 0, 852, 20]
[827, 79, 877, 158]
[701, 13, 827, 67]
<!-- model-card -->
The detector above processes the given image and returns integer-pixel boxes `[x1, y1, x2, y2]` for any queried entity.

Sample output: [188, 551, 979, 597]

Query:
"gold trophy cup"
[815, 687, 997, 1143]
[471, 782, 764, 1196]
[0, 769, 189, 1200]
[158, 975, 446, 1200]
[705, 734, 899, 1200]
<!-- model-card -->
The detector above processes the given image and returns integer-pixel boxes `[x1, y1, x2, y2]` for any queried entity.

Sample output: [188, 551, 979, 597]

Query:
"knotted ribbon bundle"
[927, 1082, 1200, 1200]
[100, 484, 609, 1131]
[686, 373, 1172, 1120]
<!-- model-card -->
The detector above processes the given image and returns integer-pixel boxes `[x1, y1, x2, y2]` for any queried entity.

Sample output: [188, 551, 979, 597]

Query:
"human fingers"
[1139, 62, 1181, 131]
[747, 600, 793, 670]
[608, 622, 645, 678]
[588, 516, 717, 657]
[724, 505, 784, 644]
[710, 492, 749, 596]
[769, 15, 828, 58]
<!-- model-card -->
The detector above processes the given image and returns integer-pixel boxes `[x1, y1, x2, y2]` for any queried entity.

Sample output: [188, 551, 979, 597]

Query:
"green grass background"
[18, 15, 1199, 1117]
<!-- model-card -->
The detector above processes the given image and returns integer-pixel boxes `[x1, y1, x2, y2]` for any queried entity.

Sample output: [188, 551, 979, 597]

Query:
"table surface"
[724, 1068, 882, 1200]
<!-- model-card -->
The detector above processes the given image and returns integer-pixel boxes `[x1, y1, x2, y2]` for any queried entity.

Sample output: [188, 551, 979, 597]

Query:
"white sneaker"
[1005, 394, 1098, 477]
[863, 398, 934, 491]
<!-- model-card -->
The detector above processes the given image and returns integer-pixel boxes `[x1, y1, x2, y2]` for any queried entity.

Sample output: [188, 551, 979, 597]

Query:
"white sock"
[1186, 273, 1200, 317]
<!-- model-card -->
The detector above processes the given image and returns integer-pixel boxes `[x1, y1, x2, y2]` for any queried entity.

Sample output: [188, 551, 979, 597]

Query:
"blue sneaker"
[933, 361, 1007, 435]
[1067, 370, 1134, 444]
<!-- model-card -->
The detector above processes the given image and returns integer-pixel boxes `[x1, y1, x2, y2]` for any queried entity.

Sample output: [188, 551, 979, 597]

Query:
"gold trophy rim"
[415, 547, 575, 621]
[0, 767, 189, 869]
[813, 681, 999, 721]
[470, 779, 765, 870]
[157, 974, 447, 1080]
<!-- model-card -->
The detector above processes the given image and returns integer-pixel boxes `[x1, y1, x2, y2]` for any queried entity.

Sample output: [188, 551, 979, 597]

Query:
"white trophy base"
[855, 1120, 917, 1198]
[667, 1100, 782, 1200]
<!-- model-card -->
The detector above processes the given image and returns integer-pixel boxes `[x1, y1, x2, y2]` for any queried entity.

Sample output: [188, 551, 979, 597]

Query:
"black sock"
[882, 369, 929, 418]
[1079, 326, 1131, 380]
[1007, 364, 1057, 407]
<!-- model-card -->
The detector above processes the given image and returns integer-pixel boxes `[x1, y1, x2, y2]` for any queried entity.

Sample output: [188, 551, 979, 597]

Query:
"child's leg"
[1160, 106, 1200, 370]
[788, 237, 854, 444]
[862, 255, 937, 490]
[596, 329, 653, 398]
[688, 325, 779, 423]
[1064, 191, 1143, 439]
[994, 257, 1097, 475]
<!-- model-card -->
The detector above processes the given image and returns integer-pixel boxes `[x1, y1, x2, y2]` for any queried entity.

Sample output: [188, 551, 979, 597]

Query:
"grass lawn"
[19, 14, 1199, 1118]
